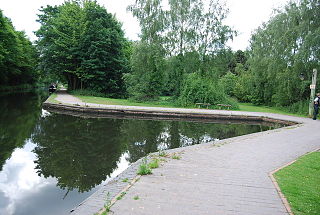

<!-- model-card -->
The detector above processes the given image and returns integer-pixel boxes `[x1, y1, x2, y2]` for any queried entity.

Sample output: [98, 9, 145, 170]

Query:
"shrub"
[179, 72, 239, 109]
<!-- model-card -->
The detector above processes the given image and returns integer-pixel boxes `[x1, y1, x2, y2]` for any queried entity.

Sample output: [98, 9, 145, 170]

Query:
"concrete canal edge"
[43, 101, 297, 126]
[42, 99, 308, 215]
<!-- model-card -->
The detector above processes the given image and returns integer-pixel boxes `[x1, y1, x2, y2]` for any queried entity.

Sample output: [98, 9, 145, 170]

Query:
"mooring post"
[309, 69, 317, 116]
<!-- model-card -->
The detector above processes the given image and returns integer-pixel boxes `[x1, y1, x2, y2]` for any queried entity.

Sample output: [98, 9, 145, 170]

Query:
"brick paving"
[49, 92, 320, 215]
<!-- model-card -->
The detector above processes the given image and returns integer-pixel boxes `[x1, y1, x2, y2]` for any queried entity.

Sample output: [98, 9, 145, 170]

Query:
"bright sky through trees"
[0, 0, 288, 50]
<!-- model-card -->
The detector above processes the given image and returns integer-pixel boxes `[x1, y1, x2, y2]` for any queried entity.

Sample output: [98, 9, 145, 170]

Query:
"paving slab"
[48, 91, 320, 215]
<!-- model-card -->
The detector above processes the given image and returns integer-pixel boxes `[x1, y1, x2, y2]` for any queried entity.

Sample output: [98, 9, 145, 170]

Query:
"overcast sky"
[0, 0, 289, 50]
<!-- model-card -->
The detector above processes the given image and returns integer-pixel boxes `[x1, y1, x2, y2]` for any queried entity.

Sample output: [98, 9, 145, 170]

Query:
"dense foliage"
[36, 1, 128, 97]
[0, 10, 38, 90]
[126, 0, 236, 104]
[240, 0, 319, 112]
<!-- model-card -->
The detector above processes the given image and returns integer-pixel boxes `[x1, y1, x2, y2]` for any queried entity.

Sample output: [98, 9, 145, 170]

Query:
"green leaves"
[0, 10, 38, 87]
[36, 1, 128, 97]
[248, 0, 320, 108]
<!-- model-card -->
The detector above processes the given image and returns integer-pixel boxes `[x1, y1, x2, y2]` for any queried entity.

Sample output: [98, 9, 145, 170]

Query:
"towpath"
[50, 91, 320, 215]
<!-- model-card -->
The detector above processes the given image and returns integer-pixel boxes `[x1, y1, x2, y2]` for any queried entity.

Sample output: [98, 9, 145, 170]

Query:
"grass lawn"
[46, 93, 58, 103]
[274, 151, 320, 215]
[239, 103, 307, 118]
[73, 95, 183, 108]
[71, 94, 308, 117]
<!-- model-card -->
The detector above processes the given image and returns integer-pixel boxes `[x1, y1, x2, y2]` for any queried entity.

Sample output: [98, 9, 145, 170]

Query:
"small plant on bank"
[122, 178, 129, 183]
[172, 154, 181, 160]
[116, 192, 126, 201]
[158, 150, 168, 157]
[133, 195, 139, 200]
[137, 159, 152, 175]
[148, 158, 160, 169]
[97, 192, 112, 215]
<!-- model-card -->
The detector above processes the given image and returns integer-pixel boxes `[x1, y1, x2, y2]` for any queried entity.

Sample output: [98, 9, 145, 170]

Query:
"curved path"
[49, 92, 320, 215]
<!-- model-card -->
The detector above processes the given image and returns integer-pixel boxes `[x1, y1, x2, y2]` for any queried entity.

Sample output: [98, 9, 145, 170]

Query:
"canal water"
[0, 92, 281, 215]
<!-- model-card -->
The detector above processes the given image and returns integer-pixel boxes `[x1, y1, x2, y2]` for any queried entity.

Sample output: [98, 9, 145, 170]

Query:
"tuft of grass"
[47, 93, 58, 104]
[274, 152, 320, 215]
[148, 158, 160, 169]
[122, 178, 129, 183]
[116, 192, 126, 201]
[172, 154, 181, 160]
[158, 151, 168, 157]
[133, 195, 139, 200]
[137, 159, 152, 175]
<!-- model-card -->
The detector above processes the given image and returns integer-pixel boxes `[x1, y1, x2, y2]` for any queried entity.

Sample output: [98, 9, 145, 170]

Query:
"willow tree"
[248, 0, 320, 109]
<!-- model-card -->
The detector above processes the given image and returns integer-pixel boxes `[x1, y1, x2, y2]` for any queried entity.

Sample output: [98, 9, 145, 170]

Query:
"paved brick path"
[49, 92, 320, 215]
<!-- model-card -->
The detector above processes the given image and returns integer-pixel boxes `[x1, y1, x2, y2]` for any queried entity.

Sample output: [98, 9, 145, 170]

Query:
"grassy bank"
[274, 151, 320, 215]
[239, 103, 307, 118]
[70, 94, 307, 117]
[72, 94, 182, 108]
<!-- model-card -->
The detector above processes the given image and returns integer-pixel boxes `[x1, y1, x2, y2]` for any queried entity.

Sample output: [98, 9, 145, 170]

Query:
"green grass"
[121, 178, 129, 183]
[137, 159, 152, 175]
[148, 158, 160, 169]
[116, 192, 126, 201]
[172, 155, 181, 160]
[133, 195, 139, 200]
[239, 103, 307, 117]
[73, 94, 180, 108]
[274, 151, 320, 215]
[46, 93, 59, 104]
[72, 94, 308, 117]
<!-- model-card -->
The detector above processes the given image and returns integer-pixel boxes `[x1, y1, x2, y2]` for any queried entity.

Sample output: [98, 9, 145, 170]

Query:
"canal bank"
[44, 91, 320, 215]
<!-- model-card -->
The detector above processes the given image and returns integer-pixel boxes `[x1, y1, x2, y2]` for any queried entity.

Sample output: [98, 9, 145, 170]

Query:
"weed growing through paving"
[148, 158, 160, 169]
[172, 154, 181, 160]
[158, 150, 168, 157]
[133, 195, 139, 200]
[137, 159, 152, 175]
[116, 192, 126, 201]
[122, 178, 129, 183]
[94, 192, 112, 215]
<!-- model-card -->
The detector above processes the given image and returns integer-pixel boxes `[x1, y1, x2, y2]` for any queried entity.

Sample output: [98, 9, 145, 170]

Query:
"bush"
[179, 72, 239, 109]
[219, 71, 237, 96]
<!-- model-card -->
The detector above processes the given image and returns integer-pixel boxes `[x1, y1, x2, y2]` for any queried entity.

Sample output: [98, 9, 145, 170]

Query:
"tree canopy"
[0, 10, 38, 89]
[36, 1, 128, 97]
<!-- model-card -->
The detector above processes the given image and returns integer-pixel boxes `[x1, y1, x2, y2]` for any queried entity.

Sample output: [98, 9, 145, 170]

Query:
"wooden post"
[309, 69, 317, 116]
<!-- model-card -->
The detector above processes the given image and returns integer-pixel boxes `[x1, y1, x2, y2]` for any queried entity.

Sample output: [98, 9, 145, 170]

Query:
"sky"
[0, 0, 289, 51]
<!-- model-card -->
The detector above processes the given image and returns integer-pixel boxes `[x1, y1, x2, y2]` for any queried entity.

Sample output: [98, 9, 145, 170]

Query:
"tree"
[0, 10, 38, 88]
[36, 1, 128, 97]
[248, 0, 319, 109]
[124, 41, 165, 101]
[127, 0, 235, 99]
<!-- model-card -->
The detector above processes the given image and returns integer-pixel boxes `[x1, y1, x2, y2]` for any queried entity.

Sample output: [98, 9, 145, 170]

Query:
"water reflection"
[0, 92, 41, 171]
[32, 113, 274, 193]
[0, 91, 279, 215]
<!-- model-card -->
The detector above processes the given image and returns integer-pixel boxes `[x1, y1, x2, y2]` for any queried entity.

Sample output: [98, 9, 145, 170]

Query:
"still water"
[0, 92, 281, 215]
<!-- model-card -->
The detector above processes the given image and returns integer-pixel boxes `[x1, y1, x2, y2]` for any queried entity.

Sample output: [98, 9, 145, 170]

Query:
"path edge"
[268, 148, 320, 215]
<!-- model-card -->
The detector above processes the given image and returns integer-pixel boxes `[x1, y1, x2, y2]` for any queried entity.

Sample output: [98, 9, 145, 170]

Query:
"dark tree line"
[0, 10, 38, 89]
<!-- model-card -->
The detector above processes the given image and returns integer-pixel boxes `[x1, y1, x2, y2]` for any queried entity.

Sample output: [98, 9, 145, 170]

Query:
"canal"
[0, 91, 282, 215]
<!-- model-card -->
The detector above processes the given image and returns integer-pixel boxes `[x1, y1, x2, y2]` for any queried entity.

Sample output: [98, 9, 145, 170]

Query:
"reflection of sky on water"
[0, 140, 98, 215]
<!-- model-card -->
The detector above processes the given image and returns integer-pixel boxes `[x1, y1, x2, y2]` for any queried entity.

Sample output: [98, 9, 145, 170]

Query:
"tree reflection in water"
[32, 113, 276, 193]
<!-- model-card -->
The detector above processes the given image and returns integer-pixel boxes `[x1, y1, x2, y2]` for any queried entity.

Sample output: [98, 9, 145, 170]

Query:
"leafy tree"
[247, 0, 319, 108]
[179, 72, 238, 108]
[127, 0, 235, 99]
[124, 42, 165, 100]
[0, 10, 38, 89]
[36, 1, 128, 97]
